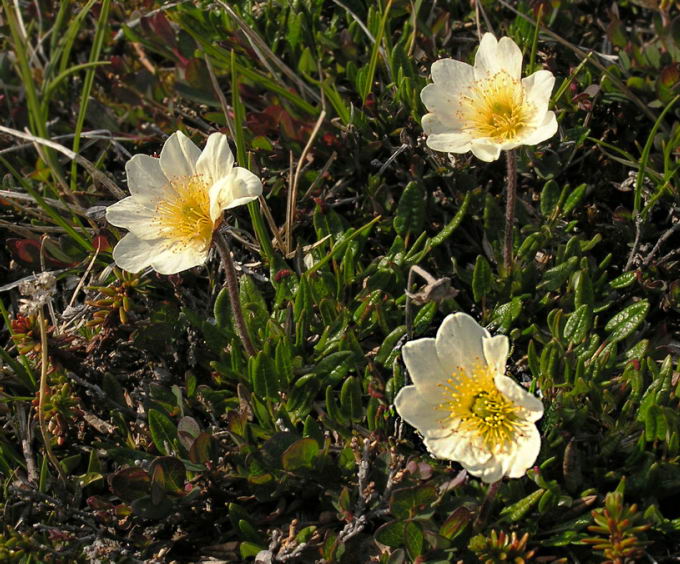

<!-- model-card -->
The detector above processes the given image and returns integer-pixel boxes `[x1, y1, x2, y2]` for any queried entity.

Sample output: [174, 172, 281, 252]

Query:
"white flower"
[106, 131, 262, 274]
[394, 313, 543, 483]
[421, 33, 558, 162]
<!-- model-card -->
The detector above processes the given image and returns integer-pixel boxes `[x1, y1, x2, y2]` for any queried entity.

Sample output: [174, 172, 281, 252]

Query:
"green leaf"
[439, 506, 472, 540]
[316, 351, 355, 385]
[275, 339, 295, 386]
[376, 325, 407, 366]
[148, 409, 178, 456]
[491, 297, 522, 332]
[428, 191, 471, 248]
[527, 340, 540, 379]
[250, 350, 280, 401]
[189, 432, 215, 465]
[517, 232, 543, 261]
[286, 10, 303, 48]
[393, 181, 426, 237]
[213, 286, 232, 329]
[325, 386, 347, 426]
[538, 256, 579, 291]
[150, 456, 186, 495]
[573, 269, 594, 308]
[605, 300, 649, 343]
[499, 488, 545, 522]
[563, 304, 592, 344]
[412, 301, 437, 335]
[472, 255, 492, 302]
[286, 373, 320, 415]
[340, 375, 363, 423]
[389, 484, 437, 520]
[562, 183, 587, 215]
[303, 415, 324, 445]
[110, 467, 150, 502]
[375, 520, 405, 548]
[281, 438, 319, 471]
[404, 520, 424, 559]
[540, 179, 561, 216]
[610, 271, 637, 289]
[239, 541, 265, 559]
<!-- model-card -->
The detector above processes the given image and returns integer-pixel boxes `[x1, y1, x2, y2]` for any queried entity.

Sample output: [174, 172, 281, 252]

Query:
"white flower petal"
[474, 33, 522, 80]
[494, 375, 544, 421]
[431, 58, 475, 88]
[520, 111, 558, 146]
[224, 167, 263, 208]
[420, 84, 464, 125]
[106, 197, 163, 239]
[425, 133, 473, 154]
[208, 167, 263, 222]
[125, 154, 169, 199]
[423, 433, 492, 468]
[196, 132, 235, 185]
[522, 70, 555, 112]
[435, 313, 490, 376]
[474, 33, 499, 76]
[394, 386, 452, 440]
[111, 233, 156, 273]
[500, 424, 541, 478]
[483, 335, 509, 377]
[470, 140, 502, 162]
[159, 131, 201, 180]
[463, 458, 505, 483]
[422, 111, 463, 134]
[149, 244, 208, 275]
[401, 338, 445, 400]
[496, 36, 523, 79]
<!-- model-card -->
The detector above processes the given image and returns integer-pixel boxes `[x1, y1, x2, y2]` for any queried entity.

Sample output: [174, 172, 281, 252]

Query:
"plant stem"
[214, 233, 257, 358]
[503, 149, 518, 272]
[37, 310, 65, 481]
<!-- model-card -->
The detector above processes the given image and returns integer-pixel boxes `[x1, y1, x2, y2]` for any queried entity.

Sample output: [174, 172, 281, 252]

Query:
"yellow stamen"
[457, 71, 534, 143]
[154, 175, 213, 249]
[437, 359, 524, 453]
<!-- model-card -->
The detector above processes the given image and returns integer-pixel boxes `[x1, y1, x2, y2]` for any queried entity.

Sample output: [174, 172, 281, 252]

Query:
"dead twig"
[624, 214, 643, 272]
[16, 404, 39, 484]
[642, 220, 680, 267]
[285, 110, 327, 254]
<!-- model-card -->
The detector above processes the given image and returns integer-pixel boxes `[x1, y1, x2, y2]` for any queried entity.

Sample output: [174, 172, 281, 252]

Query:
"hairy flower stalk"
[214, 233, 256, 358]
[395, 313, 543, 483]
[504, 150, 517, 271]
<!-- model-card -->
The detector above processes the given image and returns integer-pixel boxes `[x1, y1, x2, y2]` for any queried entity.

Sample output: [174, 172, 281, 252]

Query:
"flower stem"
[214, 233, 257, 358]
[503, 149, 518, 272]
[37, 310, 65, 482]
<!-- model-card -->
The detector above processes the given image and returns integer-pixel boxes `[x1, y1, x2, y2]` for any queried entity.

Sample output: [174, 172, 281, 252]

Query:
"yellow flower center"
[437, 360, 522, 453]
[458, 71, 535, 143]
[154, 175, 214, 249]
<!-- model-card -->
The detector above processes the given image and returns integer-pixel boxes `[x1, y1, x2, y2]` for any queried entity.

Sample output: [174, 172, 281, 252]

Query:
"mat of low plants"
[1, 1, 679, 562]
